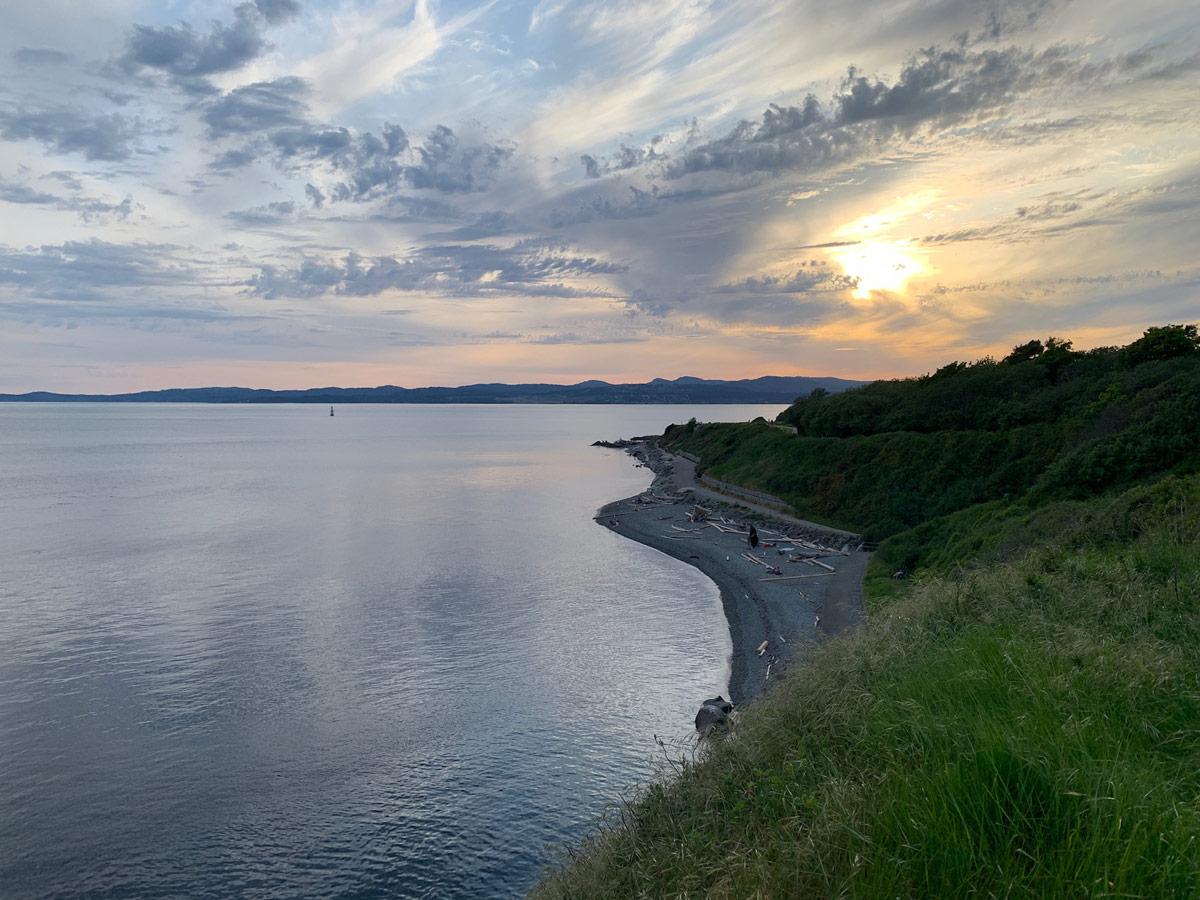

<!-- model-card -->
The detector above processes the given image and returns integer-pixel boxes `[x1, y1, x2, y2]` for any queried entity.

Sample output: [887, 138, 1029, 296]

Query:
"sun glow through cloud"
[834, 243, 923, 299]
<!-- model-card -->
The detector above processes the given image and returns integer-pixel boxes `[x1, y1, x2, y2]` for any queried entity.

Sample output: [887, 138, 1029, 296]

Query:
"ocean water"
[0, 403, 782, 900]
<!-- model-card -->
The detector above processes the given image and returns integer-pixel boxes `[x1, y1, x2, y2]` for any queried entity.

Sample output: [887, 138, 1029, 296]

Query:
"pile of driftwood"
[676, 510, 852, 582]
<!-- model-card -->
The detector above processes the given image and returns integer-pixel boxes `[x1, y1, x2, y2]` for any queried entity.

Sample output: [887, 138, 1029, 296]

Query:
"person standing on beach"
[748, 525, 759, 549]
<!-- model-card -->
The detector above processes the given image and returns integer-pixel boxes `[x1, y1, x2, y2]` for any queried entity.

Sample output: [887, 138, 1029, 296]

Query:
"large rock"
[695, 696, 734, 733]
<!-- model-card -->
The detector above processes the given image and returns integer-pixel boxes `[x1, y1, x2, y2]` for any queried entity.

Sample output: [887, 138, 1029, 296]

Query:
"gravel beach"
[595, 438, 870, 707]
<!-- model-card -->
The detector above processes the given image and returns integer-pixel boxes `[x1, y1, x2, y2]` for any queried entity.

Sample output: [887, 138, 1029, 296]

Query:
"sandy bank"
[595, 438, 870, 707]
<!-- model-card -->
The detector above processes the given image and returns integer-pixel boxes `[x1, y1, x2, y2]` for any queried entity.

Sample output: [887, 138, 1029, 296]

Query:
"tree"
[1120, 324, 1200, 367]
[1005, 339, 1044, 364]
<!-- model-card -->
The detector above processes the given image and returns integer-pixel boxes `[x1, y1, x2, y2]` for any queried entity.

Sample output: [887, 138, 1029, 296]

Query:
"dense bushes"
[665, 325, 1200, 558]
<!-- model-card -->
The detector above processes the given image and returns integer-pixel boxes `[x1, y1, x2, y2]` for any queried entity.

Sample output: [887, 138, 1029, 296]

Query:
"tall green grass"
[530, 495, 1200, 899]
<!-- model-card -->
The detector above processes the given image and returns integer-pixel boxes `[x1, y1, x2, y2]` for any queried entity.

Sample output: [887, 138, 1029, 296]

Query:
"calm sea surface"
[0, 403, 783, 900]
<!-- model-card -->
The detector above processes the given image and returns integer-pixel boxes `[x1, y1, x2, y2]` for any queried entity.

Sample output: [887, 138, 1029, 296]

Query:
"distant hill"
[0, 375, 866, 405]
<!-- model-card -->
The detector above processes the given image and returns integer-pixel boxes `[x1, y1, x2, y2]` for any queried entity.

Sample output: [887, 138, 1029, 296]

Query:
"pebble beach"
[595, 438, 870, 707]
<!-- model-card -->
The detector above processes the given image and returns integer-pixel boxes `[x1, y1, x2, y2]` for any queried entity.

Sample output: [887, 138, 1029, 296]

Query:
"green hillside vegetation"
[530, 325, 1200, 899]
[663, 324, 1200, 587]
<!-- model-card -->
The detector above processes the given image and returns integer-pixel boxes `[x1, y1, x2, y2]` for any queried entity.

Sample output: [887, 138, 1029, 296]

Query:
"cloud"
[548, 184, 663, 227]
[577, 135, 669, 178]
[0, 240, 202, 302]
[0, 107, 143, 161]
[247, 239, 626, 299]
[119, 0, 298, 85]
[12, 48, 71, 65]
[0, 179, 58, 207]
[0, 176, 136, 223]
[441, 210, 519, 239]
[976, 0, 1059, 42]
[202, 76, 310, 138]
[917, 173, 1200, 246]
[657, 41, 1189, 182]
[225, 199, 297, 225]
[203, 84, 514, 199]
[209, 147, 260, 170]
[254, 0, 301, 26]
[527, 330, 643, 345]
[714, 264, 859, 295]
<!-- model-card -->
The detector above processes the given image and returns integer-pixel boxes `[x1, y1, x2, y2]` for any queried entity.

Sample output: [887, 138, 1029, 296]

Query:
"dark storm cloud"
[0, 108, 140, 161]
[120, 0, 297, 82]
[247, 240, 625, 299]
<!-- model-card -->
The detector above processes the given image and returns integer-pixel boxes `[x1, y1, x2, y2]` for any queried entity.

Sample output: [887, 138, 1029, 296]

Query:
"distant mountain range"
[0, 376, 865, 405]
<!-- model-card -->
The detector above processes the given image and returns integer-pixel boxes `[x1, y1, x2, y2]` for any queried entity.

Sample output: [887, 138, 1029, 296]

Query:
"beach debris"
[757, 573, 834, 581]
[689, 505, 711, 522]
[814, 614, 821, 628]
[741, 552, 783, 575]
[756, 640, 769, 656]
[695, 696, 734, 734]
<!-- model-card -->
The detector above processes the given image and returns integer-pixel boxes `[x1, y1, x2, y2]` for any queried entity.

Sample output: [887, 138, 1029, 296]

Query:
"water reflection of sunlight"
[834, 242, 922, 299]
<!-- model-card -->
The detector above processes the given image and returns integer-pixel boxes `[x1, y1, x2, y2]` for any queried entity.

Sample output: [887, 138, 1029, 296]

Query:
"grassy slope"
[529, 328, 1200, 899]
[531, 478, 1200, 899]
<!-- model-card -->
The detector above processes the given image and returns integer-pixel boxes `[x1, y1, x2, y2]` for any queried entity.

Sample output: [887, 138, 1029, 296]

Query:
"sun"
[834, 242, 923, 299]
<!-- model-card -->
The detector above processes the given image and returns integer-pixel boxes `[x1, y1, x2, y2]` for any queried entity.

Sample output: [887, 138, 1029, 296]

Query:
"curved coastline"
[595, 439, 871, 708]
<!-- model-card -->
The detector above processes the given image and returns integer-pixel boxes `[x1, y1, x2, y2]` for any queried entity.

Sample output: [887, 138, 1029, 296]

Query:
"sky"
[1, 0, 1198, 392]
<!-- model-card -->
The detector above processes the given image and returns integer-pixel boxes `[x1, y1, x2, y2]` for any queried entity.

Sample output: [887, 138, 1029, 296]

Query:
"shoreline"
[596, 438, 870, 707]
